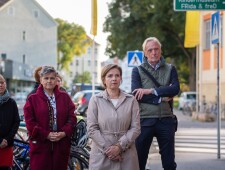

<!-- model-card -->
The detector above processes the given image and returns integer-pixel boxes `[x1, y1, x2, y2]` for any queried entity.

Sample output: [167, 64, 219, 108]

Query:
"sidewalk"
[146, 109, 225, 170]
[148, 152, 225, 170]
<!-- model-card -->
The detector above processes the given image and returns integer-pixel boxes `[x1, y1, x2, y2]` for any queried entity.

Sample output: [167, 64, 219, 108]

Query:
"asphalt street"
[146, 109, 225, 170]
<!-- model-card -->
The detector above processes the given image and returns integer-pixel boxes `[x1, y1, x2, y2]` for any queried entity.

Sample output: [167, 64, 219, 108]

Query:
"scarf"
[0, 89, 10, 106]
[47, 99, 54, 131]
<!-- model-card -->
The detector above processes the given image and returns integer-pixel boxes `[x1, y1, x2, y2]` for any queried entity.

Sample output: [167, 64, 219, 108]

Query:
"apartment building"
[0, 0, 57, 94]
[64, 41, 101, 88]
[198, 11, 225, 117]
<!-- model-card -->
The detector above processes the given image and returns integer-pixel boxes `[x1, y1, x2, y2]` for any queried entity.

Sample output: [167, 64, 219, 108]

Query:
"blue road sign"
[211, 11, 220, 44]
[127, 51, 143, 67]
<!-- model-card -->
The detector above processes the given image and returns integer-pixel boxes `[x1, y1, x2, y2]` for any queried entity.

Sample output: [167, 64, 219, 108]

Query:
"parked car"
[178, 91, 196, 110]
[69, 83, 104, 97]
[72, 90, 103, 116]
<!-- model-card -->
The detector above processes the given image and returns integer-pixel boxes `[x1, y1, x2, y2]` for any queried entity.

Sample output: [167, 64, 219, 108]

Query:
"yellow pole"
[91, 0, 97, 94]
[91, 0, 97, 36]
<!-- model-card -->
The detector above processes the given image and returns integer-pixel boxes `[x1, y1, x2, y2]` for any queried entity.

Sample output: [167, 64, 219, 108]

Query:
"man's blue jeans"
[135, 117, 177, 170]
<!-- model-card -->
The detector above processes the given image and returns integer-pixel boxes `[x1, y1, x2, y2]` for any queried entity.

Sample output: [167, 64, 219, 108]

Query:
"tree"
[56, 18, 91, 71]
[103, 0, 196, 91]
[73, 71, 92, 84]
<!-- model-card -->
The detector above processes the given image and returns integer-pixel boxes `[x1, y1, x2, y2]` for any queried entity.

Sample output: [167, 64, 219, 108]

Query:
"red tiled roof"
[0, 0, 10, 7]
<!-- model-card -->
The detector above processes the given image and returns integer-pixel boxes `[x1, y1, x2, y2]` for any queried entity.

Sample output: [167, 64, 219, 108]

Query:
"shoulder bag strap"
[139, 65, 161, 88]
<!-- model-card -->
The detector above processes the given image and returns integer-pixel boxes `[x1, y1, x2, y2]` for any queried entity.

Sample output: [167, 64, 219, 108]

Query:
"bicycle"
[182, 100, 196, 116]
[69, 119, 89, 170]
[13, 138, 30, 170]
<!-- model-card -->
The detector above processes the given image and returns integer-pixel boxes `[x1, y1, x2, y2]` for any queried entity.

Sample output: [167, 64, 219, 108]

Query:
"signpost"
[174, 0, 223, 159]
[174, 0, 225, 11]
[211, 11, 221, 159]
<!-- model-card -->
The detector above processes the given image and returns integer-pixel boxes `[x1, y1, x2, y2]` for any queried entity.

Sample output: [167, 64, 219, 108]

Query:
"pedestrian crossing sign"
[127, 51, 143, 67]
[211, 11, 220, 44]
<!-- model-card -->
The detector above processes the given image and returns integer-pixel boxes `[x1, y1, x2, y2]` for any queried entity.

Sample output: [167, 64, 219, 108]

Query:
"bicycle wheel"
[182, 105, 191, 116]
[13, 158, 30, 170]
[69, 153, 89, 170]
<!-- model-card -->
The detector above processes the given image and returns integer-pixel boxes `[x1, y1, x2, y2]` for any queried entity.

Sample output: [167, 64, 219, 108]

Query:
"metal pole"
[196, 46, 199, 113]
[216, 43, 221, 159]
[91, 37, 96, 95]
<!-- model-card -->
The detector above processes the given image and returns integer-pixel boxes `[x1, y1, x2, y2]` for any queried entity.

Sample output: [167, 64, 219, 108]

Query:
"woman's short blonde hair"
[101, 64, 122, 88]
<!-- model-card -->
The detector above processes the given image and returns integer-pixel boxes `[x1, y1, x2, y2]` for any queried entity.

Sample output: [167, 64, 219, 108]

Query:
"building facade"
[64, 41, 101, 88]
[198, 11, 225, 118]
[0, 0, 57, 94]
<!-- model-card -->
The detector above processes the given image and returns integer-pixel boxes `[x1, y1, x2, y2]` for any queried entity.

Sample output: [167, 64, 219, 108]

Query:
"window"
[33, 10, 39, 18]
[8, 6, 14, 16]
[76, 60, 79, 66]
[187, 94, 196, 99]
[22, 31, 26, 41]
[1, 53, 7, 60]
[94, 72, 97, 78]
[204, 20, 210, 49]
[22, 54, 26, 64]
[95, 60, 97, 66]
[88, 48, 91, 54]
[88, 60, 91, 66]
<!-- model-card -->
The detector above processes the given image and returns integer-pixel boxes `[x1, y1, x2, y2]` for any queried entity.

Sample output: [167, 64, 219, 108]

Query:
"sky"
[35, 0, 111, 61]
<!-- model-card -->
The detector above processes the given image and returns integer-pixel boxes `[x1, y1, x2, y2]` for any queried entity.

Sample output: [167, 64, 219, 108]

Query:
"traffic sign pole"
[216, 42, 221, 159]
[174, 0, 223, 159]
[211, 11, 221, 159]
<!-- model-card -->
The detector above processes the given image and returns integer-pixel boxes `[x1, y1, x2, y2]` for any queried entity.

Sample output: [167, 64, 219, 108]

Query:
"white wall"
[0, 0, 57, 68]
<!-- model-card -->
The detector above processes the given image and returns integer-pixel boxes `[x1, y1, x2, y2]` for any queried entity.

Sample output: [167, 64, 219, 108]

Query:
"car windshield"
[187, 94, 196, 99]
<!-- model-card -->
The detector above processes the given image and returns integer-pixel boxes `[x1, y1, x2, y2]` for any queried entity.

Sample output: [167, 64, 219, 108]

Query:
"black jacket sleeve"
[5, 99, 20, 146]
[131, 67, 160, 105]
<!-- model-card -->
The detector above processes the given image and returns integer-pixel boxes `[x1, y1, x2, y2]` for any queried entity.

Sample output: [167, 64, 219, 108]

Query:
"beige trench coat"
[87, 90, 140, 170]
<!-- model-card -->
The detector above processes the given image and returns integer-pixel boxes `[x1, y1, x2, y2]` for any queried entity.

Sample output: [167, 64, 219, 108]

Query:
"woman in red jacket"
[24, 66, 77, 170]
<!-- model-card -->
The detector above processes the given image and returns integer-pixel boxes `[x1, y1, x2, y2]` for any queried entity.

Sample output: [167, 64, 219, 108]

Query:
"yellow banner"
[184, 11, 200, 48]
[91, 0, 97, 36]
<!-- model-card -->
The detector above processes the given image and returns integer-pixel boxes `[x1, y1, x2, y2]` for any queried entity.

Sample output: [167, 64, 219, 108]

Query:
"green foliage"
[173, 96, 179, 108]
[103, 0, 196, 91]
[56, 18, 91, 71]
[73, 71, 91, 84]
[104, 0, 186, 58]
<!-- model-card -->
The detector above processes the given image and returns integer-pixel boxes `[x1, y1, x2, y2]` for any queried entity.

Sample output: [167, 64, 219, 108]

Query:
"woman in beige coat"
[87, 64, 140, 170]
